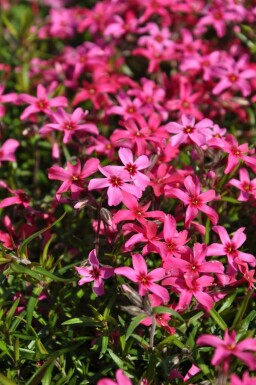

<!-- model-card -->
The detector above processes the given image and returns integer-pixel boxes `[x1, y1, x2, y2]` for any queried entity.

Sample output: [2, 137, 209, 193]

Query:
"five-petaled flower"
[197, 330, 256, 373]
[115, 253, 169, 303]
[75, 249, 114, 296]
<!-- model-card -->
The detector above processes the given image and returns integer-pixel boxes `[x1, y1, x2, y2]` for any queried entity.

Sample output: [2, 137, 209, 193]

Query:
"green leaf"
[18, 211, 66, 258]
[26, 286, 43, 330]
[0, 373, 18, 385]
[126, 313, 148, 340]
[218, 291, 238, 314]
[232, 290, 253, 330]
[107, 348, 124, 368]
[26, 356, 56, 385]
[62, 317, 101, 327]
[209, 308, 227, 331]
[152, 306, 184, 322]
[221, 196, 240, 204]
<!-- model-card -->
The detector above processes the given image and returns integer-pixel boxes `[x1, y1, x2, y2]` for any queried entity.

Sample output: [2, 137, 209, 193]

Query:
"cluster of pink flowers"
[1, 0, 256, 383]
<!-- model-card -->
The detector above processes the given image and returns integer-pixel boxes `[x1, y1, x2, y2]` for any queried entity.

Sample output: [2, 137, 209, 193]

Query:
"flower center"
[228, 74, 238, 83]
[63, 121, 76, 131]
[214, 11, 222, 20]
[89, 88, 95, 94]
[127, 106, 135, 114]
[242, 183, 251, 191]
[231, 147, 241, 157]
[224, 242, 237, 255]
[189, 195, 202, 207]
[182, 101, 190, 109]
[167, 240, 177, 251]
[155, 35, 164, 43]
[90, 267, 101, 279]
[125, 163, 137, 176]
[184, 126, 194, 134]
[37, 99, 49, 110]
[109, 176, 123, 187]
[137, 272, 152, 286]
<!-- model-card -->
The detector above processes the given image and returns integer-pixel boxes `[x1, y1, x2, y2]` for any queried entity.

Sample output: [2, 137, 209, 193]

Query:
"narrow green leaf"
[218, 291, 238, 314]
[126, 313, 148, 340]
[0, 373, 18, 385]
[33, 266, 74, 282]
[26, 286, 43, 330]
[18, 211, 66, 257]
[62, 316, 101, 327]
[210, 308, 227, 331]
[41, 234, 56, 268]
[232, 290, 253, 330]
[107, 348, 124, 368]
[26, 356, 56, 385]
[221, 196, 240, 204]
[6, 298, 20, 327]
[152, 306, 184, 322]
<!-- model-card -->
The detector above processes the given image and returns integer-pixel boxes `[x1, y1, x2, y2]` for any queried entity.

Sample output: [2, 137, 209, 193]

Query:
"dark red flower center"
[109, 176, 123, 187]
[228, 74, 238, 83]
[137, 272, 152, 286]
[90, 267, 101, 279]
[224, 242, 237, 256]
[125, 163, 137, 176]
[37, 99, 49, 110]
[63, 121, 76, 131]
[189, 195, 202, 207]
[184, 126, 194, 134]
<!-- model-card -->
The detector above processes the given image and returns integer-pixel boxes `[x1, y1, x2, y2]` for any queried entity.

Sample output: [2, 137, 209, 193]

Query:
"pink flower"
[162, 274, 214, 312]
[20, 84, 68, 120]
[212, 55, 256, 97]
[97, 369, 132, 385]
[165, 115, 213, 147]
[207, 226, 256, 271]
[48, 158, 99, 200]
[230, 372, 256, 385]
[166, 175, 219, 228]
[88, 165, 143, 206]
[0, 86, 18, 118]
[197, 330, 256, 372]
[153, 214, 189, 264]
[0, 181, 30, 208]
[163, 242, 224, 277]
[115, 253, 169, 303]
[228, 168, 256, 201]
[118, 147, 150, 190]
[210, 134, 256, 174]
[75, 249, 114, 296]
[40, 108, 98, 143]
[0, 139, 19, 164]
[113, 191, 164, 224]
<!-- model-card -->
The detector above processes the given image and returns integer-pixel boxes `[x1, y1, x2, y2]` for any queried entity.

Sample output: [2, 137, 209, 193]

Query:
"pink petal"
[118, 147, 133, 165]
[232, 227, 246, 248]
[114, 266, 137, 281]
[132, 253, 147, 274]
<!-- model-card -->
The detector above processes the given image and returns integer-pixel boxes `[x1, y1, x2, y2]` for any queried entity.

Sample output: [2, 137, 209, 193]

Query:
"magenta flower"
[0, 181, 30, 208]
[210, 134, 256, 174]
[115, 253, 169, 303]
[75, 249, 114, 296]
[166, 114, 213, 147]
[167, 175, 219, 228]
[0, 139, 19, 164]
[48, 158, 99, 200]
[0, 86, 18, 118]
[162, 274, 214, 312]
[20, 84, 68, 120]
[88, 165, 142, 206]
[97, 369, 132, 385]
[153, 214, 189, 264]
[163, 242, 224, 277]
[228, 168, 256, 201]
[197, 330, 256, 372]
[230, 372, 256, 385]
[113, 191, 164, 224]
[212, 55, 256, 97]
[207, 226, 256, 271]
[40, 108, 98, 143]
[118, 147, 150, 190]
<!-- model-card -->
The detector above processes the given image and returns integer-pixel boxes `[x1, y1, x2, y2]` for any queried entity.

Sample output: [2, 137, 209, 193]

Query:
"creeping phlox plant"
[0, 0, 256, 384]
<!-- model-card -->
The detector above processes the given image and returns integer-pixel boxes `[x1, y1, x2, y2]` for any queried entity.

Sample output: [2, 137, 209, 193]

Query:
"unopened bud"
[121, 284, 143, 307]
[100, 208, 113, 226]
[120, 305, 145, 316]
[142, 294, 152, 315]
[74, 199, 90, 209]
